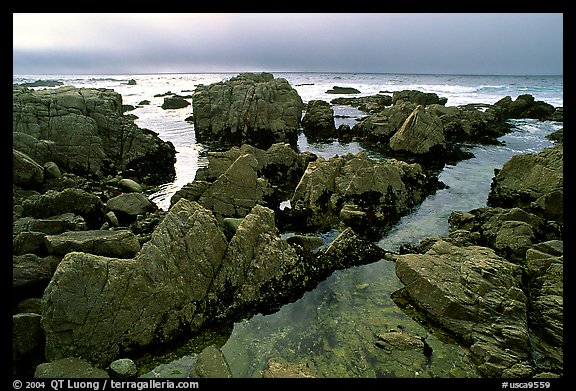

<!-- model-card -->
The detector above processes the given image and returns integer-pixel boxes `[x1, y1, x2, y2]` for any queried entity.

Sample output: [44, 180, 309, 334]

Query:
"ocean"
[12, 72, 563, 377]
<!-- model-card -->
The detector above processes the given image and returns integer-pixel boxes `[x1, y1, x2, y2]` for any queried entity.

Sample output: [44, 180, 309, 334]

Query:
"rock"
[13, 85, 176, 185]
[301, 99, 337, 140]
[495, 94, 557, 120]
[13, 149, 44, 188]
[21, 188, 104, 229]
[161, 96, 190, 109]
[13, 313, 44, 362]
[109, 358, 138, 378]
[330, 94, 392, 113]
[389, 105, 445, 155]
[106, 192, 155, 222]
[197, 153, 271, 221]
[40, 197, 387, 367]
[262, 359, 316, 378]
[175, 143, 312, 215]
[44, 229, 141, 258]
[13, 254, 59, 290]
[289, 151, 439, 239]
[192, 72, 304, 149]
[34, 357, 109, 378]
[13, 213, 87, 236]
[392, 90, 447, 106]
[488, 145, 563, 220]
[394, 239, 530, 377]
[375, 331, 426, 352]
[189, 345, 232, 378]
[44, 161, 62, 179]
[118, 178, 143, 193]
[13, 131, 57, 166]
[325, 86, 360, 94]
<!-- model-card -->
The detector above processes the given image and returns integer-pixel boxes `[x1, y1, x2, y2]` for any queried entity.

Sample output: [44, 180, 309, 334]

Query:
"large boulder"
[192, 72, 304, 149]
[301, 99, 337, 140]
[487, 144, 563, 223]
[13, 85, 176, 185]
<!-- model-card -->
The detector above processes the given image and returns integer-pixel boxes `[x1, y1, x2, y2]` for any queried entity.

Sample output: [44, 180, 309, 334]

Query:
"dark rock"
[161, 96, 190, 109]
[325, 86, 361, 94]
[302, 100, 337, 139]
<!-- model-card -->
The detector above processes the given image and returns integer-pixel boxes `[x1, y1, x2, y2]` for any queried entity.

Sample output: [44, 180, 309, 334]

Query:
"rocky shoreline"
[12, 72, 563, 378]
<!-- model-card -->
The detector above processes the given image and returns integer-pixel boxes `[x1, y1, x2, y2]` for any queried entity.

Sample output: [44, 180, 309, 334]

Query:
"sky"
[13, 13, 563, 75]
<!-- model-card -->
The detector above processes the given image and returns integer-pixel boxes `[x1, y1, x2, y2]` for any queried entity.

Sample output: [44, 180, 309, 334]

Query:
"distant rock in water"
[325, 86, 361, 94]
[16, 80, 64, 88]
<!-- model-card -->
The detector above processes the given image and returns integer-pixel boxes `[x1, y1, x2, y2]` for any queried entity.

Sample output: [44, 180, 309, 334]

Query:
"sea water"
[13, 72, 563, 377]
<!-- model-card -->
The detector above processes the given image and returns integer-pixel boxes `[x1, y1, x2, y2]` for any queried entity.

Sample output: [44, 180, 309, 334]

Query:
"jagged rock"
[289, 151, 439, 239]
[192, 72, 304, 149]
[394, 239, 530, 377]
[392, 90, 447, 106]
[13, 85, 176, 185]
[41, 198, 386, 367]
[494, 94, 557, 121]
[389, 104, 445, 155]
[330, 94, 392, 113]
[173, 143, 312, 214]
[197, 153, 271, 221]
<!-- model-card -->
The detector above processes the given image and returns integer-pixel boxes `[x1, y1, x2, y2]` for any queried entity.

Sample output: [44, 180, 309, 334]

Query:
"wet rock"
[189, 345, 232, 378]
[325, 86, 361, 94]
[109, 358, 138, 378]
[262, 359, 317, 378]
[161, 96, 190, 109]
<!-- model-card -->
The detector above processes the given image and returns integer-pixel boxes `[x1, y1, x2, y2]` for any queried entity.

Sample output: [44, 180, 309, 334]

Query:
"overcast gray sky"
[13, 13, 563, 75]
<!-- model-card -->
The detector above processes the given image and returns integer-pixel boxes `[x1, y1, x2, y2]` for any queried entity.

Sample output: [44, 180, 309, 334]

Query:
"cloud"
[13, 13, 563, 75]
